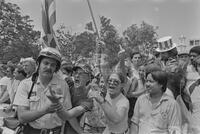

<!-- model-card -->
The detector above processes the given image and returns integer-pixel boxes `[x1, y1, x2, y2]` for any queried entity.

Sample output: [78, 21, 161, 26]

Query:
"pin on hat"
[156, 36, 176, 53]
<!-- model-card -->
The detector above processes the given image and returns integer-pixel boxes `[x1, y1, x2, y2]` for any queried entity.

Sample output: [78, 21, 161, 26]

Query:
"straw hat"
[156, 36, 176, 53]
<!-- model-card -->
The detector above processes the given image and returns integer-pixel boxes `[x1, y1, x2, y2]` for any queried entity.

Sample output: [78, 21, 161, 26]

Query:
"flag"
[41, 0, 57, 48]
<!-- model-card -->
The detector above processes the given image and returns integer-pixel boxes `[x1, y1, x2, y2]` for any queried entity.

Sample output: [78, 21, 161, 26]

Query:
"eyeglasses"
[108, 79, 121, 86]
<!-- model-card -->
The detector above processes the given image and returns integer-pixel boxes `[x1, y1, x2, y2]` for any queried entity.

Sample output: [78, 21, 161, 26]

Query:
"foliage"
[123, 21, 158, 56]
[0, 2, 41, 63]
[99, 16, 121, 67]
[56, 24, 76, 60]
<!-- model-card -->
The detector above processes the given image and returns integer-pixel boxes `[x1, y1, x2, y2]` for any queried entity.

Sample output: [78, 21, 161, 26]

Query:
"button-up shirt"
[13, 74, 72, 129]
[132, 93, 181, 134]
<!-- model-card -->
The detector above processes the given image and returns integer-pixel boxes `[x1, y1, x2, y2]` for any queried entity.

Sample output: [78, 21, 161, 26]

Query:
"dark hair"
[62, 66, 73, 76]
[145, 63, 162, 78]
[148, 70, 168, 93]
[167, 48, 178, 58]
[167, 68, 185, 98]
[130, 51, 141, 59]
[189, 46, 200, 55]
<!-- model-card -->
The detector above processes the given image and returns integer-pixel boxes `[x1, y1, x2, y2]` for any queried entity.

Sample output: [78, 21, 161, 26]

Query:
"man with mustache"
[13, 47, 92, 134]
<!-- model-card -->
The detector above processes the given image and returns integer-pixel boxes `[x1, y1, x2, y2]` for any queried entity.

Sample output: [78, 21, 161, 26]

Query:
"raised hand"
[118, 44, 126, 60]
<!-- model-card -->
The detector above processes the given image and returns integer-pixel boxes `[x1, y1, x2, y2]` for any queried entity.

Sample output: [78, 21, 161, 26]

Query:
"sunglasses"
[108, 79, 121, 86]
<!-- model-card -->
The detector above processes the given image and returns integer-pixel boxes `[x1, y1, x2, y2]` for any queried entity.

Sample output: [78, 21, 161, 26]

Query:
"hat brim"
[155, 43, 176, 53]
[178, 53, 189, 56]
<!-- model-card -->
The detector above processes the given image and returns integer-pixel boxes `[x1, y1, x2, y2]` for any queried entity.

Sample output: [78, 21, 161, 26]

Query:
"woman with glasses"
[92, 71, 130, 134]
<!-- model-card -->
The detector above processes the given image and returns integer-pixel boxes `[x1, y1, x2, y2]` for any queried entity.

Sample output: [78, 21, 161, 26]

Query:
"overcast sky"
[7, 0, 200, 43]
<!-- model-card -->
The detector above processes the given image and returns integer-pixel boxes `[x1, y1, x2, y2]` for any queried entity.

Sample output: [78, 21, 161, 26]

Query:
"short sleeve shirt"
[131, 93, 181, 134]
[13, 74, 72, 129]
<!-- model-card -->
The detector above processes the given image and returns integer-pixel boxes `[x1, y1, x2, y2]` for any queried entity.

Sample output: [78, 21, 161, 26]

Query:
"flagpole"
[86, 0, 102, 76]
[86, 0, 100, 39]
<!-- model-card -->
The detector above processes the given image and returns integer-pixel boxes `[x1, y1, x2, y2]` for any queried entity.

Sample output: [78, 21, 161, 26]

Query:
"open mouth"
[74, 79, 81, 87]
[108, 84, 116, 90]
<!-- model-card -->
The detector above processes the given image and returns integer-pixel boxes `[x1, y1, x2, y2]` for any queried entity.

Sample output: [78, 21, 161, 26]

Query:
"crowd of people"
[0, 36, 200, 134]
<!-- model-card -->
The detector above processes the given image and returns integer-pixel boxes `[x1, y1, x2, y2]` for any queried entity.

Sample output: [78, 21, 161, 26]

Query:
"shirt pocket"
[29, 96, 40, 110]
[151, 109, 168, 129]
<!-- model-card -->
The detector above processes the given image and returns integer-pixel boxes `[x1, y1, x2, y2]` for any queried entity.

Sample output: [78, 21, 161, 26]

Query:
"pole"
[86, 0, 102, 75]
[86, 0, 100, 39]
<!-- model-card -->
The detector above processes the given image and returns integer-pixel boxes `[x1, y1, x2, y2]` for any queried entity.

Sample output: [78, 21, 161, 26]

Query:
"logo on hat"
[156, 36, 176, 53]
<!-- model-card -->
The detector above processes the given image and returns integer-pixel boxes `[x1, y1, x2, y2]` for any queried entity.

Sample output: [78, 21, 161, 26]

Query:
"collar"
[36, 74, 58, 86]
[147, 93, 170, 108]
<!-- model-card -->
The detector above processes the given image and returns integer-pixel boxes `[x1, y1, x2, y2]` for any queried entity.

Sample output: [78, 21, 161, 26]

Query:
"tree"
[99, 16, 121, 67]
[0, 2, 40, 63]
[56, 24, 76, 60]
[123, 21, 158, 55]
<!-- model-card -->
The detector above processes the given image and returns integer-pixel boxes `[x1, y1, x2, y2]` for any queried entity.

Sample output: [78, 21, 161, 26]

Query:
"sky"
[7, 0, 200, 43]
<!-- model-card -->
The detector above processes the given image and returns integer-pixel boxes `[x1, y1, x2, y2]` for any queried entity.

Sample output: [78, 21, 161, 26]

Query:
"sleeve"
[168, 101, 182, 134]
[13, 81, 30, 107]
[131, 96, 140, 125]
[62, 82, 72, 110]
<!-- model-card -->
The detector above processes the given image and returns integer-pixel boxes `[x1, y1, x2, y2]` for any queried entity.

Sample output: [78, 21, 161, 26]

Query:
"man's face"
[160, 52, 169, 61]
[131, 53, 141, 65]
[178, 54, 189, 65]
[73, 68, 90, 88]
[39, 57, 57, 78]
[6, 67, 13, 78]
[190, 52, 198, 62]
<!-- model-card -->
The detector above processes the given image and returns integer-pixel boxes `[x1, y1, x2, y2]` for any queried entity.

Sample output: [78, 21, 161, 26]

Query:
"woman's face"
[145, 73, 162, 95]
[107, 73, 122, 96]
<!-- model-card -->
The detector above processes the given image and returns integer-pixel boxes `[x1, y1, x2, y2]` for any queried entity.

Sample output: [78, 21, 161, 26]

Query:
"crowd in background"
[0, 36, 200, 134]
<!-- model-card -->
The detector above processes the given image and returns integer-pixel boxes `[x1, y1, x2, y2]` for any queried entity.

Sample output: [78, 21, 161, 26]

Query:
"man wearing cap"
[64, 63, 94, 134]
[13, 47, 92, 134]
